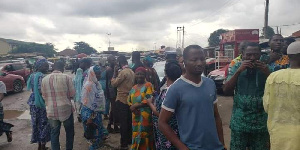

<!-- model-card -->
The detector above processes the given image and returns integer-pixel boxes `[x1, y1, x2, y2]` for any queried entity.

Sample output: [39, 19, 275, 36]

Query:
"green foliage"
[263, 26, 275, 39]
[208, 29, 228, 47]
[73, 41, 97, 55]
[10, 42, 57, 57]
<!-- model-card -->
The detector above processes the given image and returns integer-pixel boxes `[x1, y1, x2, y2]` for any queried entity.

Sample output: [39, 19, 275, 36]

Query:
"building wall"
[0, 40, 12, 55]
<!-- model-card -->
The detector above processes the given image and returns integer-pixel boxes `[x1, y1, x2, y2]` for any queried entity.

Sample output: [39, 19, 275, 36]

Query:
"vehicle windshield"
[153, 61, 165, 81]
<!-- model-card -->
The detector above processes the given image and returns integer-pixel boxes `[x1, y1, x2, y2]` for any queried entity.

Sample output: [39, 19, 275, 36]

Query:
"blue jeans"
[48, 114, 74, 150]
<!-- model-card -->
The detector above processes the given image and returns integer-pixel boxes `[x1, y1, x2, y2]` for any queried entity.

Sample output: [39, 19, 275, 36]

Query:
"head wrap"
[287, 41, 300, 54]
[93, 65, 101, 73]
[135, 67, 146, 74]
[143, 56, 154, 66]
[34, 59, 48, 70]
[81, 66, 105, 111]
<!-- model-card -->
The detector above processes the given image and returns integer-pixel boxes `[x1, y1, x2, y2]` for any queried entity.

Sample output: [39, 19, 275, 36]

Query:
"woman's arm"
[159, 108, 189, 150]
[147, 98, 159, 116]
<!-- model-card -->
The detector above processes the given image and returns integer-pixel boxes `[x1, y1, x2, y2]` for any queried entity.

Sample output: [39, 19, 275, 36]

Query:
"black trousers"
[108, 97, 118, 126]
[116, 101, 132, 146]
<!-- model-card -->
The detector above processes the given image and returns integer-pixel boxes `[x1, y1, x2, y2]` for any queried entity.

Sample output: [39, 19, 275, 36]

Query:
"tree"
[10, 42, 57, 57]
[208, 29, 228, 47]
[263, 26, 275, 39]
[73, 41, 97, 55]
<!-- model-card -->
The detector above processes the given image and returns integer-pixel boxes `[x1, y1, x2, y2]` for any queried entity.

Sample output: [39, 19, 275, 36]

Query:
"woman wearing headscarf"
[143, 56, 160, 93]
[73, 67, 83, 121]
[81, 65, 107, 150]
[128, 67, 155, 150]
[27, 59, 50, 150]
[147, 62, 182, 150]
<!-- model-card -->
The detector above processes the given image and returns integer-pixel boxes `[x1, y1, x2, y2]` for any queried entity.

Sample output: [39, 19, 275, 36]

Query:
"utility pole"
[264, 0, 269, 39]
[182, 26, 185, 48]
[176, 26, 185, 48]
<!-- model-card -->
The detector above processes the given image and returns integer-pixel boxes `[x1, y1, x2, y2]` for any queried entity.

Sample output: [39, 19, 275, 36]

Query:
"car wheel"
[13, 80, 23, 93]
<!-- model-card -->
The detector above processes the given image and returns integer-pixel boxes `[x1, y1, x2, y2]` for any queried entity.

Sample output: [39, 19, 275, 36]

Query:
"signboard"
[220, 29, 259, 44]
[108, 47, 114, 51]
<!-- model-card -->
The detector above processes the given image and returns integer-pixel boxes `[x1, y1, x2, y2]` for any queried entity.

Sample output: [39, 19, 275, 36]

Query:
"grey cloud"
[0, 0, 299, 50]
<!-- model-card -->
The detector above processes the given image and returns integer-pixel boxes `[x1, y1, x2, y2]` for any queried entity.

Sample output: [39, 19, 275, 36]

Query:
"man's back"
[111, 68, 135, 104]
[41, 71, 75, 121]
[263, 68, 300, 150]
[163, 76, 223, 150]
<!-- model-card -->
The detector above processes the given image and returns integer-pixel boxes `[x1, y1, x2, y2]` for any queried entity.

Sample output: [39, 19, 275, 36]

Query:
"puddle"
[3, 110, 24, 119]
[3, 110, 31, 120]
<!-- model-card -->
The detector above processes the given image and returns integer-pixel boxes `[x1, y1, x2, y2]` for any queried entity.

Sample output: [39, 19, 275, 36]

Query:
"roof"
[292, 30, 300, 37]
[0, 38, 32, 45]
[58, 49, 78, 56]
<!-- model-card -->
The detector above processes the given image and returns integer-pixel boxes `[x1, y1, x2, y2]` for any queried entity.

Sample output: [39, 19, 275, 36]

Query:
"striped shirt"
[41, 71, 75, 121]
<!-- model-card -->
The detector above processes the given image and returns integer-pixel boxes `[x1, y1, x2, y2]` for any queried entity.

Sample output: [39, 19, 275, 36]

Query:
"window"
[12, 64, 24, 71]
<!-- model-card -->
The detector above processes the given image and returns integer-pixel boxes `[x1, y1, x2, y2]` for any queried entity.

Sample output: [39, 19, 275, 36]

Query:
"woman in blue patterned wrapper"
[81, 65, 107, 150]
[27, 59, 50, 150]
[147, 62, 182, 150]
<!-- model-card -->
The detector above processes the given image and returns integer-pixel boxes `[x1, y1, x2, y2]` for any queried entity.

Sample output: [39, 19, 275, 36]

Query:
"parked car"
[208, 64, 229, 93]
[0, 71, 25, 93]
[0, 63, 31, 81]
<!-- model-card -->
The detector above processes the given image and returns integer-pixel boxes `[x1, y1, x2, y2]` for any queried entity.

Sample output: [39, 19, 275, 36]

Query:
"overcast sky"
[0, 0, 299, 52]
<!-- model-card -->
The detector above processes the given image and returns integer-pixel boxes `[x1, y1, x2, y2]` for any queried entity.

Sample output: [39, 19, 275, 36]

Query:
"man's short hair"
[243, 42, 261, 53]
[53, 61, 65, 71]
[183, 45, 203, 59]
[117, 55, 128, 65]
[269, 34, 283, 43]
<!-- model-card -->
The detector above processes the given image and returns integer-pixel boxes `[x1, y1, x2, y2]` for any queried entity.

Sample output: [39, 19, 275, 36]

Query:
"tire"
[13, 80, 23, 93]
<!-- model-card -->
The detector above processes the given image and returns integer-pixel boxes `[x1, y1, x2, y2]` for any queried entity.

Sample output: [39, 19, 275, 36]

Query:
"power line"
[188, 0, 241, 27]
[270, 22, 300, 27]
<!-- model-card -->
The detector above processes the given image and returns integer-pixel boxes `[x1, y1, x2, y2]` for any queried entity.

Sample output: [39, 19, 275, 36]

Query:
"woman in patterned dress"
[147, 62, 182, 150]
[128, 67, 155, 150]
[81, 65, 107, 150]
[27, 59, 50, 150]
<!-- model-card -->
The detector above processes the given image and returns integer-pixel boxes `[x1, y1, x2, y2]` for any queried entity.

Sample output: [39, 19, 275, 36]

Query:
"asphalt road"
[0, 74, 233, 150]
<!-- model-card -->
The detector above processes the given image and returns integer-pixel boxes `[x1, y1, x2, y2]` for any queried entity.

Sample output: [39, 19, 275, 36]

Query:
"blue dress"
[27, 72, 50, 144]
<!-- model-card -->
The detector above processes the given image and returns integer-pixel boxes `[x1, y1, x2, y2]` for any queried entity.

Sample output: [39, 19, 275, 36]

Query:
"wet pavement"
[0, 71, 234, 149]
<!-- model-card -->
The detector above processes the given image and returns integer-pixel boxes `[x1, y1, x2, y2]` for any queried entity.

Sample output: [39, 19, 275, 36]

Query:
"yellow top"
[263, 69, 300, 150]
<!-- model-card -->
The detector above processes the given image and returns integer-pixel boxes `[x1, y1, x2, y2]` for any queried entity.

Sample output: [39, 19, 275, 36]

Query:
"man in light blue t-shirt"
[159, 45, 225, 150]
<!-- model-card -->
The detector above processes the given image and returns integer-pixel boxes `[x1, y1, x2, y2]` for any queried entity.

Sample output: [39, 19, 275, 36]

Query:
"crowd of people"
[0, 33, 299, 150]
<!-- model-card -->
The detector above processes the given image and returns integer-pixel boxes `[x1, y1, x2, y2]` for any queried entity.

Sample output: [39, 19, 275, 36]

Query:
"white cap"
[287, 41, 300, 54]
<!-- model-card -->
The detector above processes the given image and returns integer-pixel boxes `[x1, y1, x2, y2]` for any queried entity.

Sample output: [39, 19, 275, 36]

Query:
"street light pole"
[106, 33, 111, 50]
